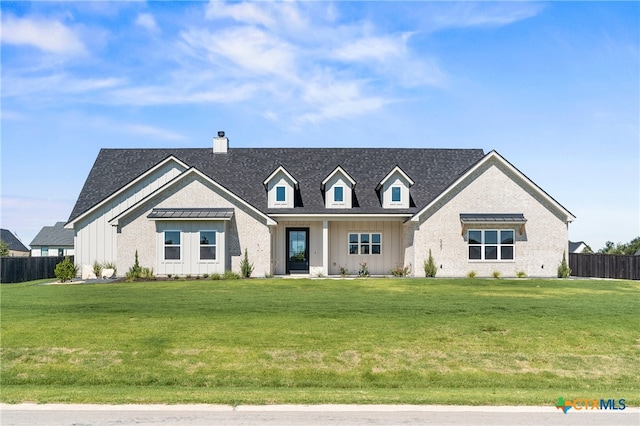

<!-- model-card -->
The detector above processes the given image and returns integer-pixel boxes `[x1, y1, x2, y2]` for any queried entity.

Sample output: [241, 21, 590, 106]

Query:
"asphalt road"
[2, 404, 638, 426]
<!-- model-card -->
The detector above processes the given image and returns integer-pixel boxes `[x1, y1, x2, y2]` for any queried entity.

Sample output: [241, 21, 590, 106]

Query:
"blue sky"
[1, 1, 638, 250]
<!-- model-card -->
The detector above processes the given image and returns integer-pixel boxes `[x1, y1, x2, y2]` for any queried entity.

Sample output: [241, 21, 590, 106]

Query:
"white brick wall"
[411, 158, 569, 278]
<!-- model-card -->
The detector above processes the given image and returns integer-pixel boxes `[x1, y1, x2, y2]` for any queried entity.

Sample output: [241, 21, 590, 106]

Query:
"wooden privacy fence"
[570, 253, 639, 280]
[0, 256, 71, 283]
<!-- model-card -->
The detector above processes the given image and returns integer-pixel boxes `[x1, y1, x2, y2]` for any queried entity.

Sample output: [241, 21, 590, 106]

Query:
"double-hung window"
[200, 231, 216, 260]
[468, 230, 514, 261]
[164, 231, 181, 260]
[349, 233, 381, 255]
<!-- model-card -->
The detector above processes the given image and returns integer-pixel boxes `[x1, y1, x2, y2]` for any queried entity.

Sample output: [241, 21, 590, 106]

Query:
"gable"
[411, 151, 575, 224]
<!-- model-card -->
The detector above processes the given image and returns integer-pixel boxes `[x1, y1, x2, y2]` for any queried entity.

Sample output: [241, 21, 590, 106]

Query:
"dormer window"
[377, 166, 414, 209]
[264, 166, 298, 209]
[322, 166, 356, 209]
[391, 186, 401, 203]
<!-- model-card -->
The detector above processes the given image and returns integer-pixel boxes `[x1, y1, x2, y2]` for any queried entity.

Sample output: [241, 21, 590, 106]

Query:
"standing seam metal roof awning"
[147, 208, 234, 220]
[460, 213, 527, 234]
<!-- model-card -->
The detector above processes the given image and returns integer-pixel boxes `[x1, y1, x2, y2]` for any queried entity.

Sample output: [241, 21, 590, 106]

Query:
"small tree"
[557, 251, 571, 278]
[126, 250, 143, 281]
[0, 240, 9, 257]
[240, 248, 254, 278]
[423, 249, 437, 278]
[55, 257, 78, 282]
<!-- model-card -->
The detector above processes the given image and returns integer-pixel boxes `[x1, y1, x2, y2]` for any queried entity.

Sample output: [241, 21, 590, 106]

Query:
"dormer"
[377, 166, 414, 209]
[322, 166, 356, 209]
[263, 166, 298, 208]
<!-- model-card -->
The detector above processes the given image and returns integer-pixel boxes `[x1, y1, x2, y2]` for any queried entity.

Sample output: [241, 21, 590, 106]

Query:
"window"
[276, 186, 286, 202]
[334, 186, 344, 202]
[349, 233, 382, 255]
[42, 246, 49, 256]
[58, 248, 64, 256]
[391, 186, 401, 202]
[164, 231, 181, 260]
[200, 231, 216, 260]
[468, 230, 514, 261]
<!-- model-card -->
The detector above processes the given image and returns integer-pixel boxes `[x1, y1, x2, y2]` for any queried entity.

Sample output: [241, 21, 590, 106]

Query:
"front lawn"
[1, 278, 638, 405]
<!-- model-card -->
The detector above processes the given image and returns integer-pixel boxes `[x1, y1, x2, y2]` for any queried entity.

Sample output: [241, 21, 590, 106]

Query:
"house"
[65, 133, 575, 278]
[0, 228, 30, 257]
[569, 241, 589, 254]
[30, 222, 75, 257]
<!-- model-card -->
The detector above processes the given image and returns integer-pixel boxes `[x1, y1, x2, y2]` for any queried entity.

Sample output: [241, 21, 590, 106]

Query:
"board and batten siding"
[73, 161, 186, 273]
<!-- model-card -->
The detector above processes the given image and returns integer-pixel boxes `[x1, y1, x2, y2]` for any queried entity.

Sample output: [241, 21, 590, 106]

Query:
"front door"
[286, 228, 309, 274]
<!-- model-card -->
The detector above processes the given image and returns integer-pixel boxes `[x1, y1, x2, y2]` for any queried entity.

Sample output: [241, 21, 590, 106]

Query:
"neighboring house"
[30, 222, 75, 257]
[569, 241, 589, 254]
[0, 228, 30, 257]
[66, 133, 575, 278]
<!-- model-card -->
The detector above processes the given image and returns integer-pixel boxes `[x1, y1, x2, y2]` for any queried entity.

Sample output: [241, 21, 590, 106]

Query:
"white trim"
[410, 150, 576, 223]
[65, 156, 189, 229]
[321, 166, 356, 189]
[376, 165, 414, 190]
[263, 166, 299, 189]
[109, 167, 277, 226]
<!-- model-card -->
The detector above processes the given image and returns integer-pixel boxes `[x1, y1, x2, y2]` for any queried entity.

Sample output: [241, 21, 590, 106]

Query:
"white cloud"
[332, 36, 404, 63]
[205, 0, 307, 31]
[1, 14, 86, 55]
[135, 13, 159, 34]
[427, 2, 544, 31]
[2, 73, 124, 100]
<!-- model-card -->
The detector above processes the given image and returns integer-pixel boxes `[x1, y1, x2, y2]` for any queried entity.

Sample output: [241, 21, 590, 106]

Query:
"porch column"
[322, 220, 329, 275]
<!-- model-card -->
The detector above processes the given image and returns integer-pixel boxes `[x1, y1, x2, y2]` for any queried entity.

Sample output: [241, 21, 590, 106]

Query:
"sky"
[1, 1, 638, 251]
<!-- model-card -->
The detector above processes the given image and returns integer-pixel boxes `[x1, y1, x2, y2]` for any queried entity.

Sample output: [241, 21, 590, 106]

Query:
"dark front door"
[286, 228, 309, 274]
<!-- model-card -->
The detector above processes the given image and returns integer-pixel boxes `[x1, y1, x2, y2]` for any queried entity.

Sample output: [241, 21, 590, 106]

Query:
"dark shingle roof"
[1, 229, 30, 252]
[69, 147, 485, 222]
[30, 222, 74, 247]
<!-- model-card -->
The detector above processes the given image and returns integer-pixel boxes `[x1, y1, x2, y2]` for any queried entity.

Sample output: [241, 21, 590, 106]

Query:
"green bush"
[390, 264, 411, 277]
[211, 273, 221, 280]
[55, 257, 78, 282]
[467, 271, 477, 278]
[423, 249, 437, 278]
[492, 270, 502, 279]
[557, 251, 571, 278]
[240, 248, 254, 278]
[92, 261, 103, 278]
[517, 271, 527, 278]
[223, 271, 240, 280]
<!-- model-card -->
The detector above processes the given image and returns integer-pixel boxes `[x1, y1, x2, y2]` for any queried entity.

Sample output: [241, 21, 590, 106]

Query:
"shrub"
[240, 248, 254, 278]
[202, 273, 209, 279]
[517, 271, 527, 278]
[92, 260, 103, 278]
[557, 251, 571, 278]
[423, 249, 437, 278]
[390, 264, 411, 277]
[492, 270, 502, 279]
[211, 273, 221, 280]
[0, 240, 9, 257]
[358, 262, 370, 277]
[141, 267, 155, 280]
[223, 270, 240, 280]
[55, 257, 78, 282]
[186, 274, 192, 279]
[467, 271, 477, 278]
[338, 265, 350, 277]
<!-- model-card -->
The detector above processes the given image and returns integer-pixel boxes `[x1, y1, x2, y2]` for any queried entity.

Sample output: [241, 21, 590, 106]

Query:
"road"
[2, 404, 639, 426]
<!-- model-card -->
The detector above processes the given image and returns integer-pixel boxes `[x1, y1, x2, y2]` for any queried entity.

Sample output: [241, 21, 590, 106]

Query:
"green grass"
[1, 278, 638, 405]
